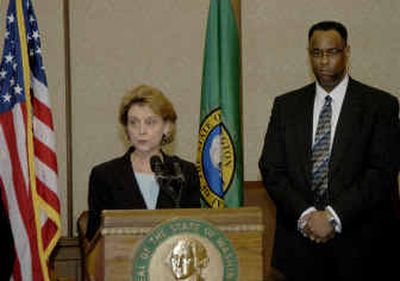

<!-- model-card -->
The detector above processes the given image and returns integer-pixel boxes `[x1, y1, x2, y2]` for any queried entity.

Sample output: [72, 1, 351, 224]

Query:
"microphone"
[171, 157, 186, 208]
[150, 155, 164, 176]
[150, 155, 180, 207]
[172, 157, 185, 185]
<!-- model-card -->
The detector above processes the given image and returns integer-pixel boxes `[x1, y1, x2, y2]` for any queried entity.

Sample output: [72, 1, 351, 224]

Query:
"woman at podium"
[86, 84, 201, 241]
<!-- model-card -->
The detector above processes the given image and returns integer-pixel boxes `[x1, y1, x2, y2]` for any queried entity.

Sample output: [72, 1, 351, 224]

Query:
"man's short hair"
[308, 21, 348, 44]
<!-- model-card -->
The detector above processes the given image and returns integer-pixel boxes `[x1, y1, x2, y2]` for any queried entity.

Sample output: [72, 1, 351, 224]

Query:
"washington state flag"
[196, 0, 243, 208]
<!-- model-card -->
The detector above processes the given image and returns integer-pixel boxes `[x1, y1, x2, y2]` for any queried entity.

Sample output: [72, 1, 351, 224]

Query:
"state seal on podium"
[132, 217, 239, 281]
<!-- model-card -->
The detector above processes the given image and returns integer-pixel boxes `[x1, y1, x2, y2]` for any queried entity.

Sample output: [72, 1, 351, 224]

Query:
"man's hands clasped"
[300, 210, 336, 243]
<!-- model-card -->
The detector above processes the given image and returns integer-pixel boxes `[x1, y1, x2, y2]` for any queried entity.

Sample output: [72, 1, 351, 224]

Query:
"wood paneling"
[50, 237, 82, 281]
[244, 181, 276, 280]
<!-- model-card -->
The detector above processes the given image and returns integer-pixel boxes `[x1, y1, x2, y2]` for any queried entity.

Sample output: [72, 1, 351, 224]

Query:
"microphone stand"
[150, 155, 185, 208]
[156, 175, 181, 208]
[175, 180, 184, 208]
[171, 160, 185, 208]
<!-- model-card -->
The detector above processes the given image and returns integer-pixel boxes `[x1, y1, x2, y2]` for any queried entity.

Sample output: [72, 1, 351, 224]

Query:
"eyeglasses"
[309, 48, 344, 58]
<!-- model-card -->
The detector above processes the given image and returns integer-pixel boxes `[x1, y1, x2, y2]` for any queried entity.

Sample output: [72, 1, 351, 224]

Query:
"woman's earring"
[161, 133, 168, 145]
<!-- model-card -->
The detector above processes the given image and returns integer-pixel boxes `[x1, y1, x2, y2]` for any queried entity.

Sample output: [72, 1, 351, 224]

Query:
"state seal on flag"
[196, 108, 236, 208]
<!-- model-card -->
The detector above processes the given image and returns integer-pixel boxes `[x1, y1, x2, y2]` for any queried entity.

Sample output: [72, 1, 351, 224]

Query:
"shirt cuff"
[325, 205, 342, 233]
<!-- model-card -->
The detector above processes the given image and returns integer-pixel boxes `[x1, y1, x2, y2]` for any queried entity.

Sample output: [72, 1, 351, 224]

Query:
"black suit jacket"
[259, 78, 400, 279]
[86, 150, 201, 240]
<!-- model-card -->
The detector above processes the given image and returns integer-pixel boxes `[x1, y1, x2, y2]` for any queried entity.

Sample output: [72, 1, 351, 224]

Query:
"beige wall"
[1, 0, 399, 235]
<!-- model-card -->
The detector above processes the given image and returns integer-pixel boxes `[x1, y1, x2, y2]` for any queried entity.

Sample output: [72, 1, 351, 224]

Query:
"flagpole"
[231, 0, 241, 34]
[63, 0, 73, 237]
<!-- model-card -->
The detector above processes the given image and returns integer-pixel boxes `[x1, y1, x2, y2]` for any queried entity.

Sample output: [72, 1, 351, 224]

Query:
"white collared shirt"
[312, 74, 349, 152]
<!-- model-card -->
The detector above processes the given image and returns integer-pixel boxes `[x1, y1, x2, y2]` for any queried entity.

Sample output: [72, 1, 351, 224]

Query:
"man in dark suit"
[259, 21, 400, 281]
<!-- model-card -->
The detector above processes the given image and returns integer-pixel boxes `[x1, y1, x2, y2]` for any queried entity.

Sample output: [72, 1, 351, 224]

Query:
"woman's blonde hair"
[119, 84, 177, 144]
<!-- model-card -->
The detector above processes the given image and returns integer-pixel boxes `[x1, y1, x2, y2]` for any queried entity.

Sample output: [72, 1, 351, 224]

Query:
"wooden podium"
[81, 207, 264, 281]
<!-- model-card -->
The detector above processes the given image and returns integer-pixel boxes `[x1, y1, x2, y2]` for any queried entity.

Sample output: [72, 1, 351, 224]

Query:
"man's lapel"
[330, 78, 364, 173]
[293, 84, 315, 185]
[119, 152, 147, 208]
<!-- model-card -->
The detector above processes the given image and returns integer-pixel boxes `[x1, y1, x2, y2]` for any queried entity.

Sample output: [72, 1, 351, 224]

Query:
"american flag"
[0, 0, 61, 280]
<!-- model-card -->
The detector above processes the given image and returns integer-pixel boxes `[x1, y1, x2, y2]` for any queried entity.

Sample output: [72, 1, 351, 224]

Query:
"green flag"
[196, 0, 243, 208]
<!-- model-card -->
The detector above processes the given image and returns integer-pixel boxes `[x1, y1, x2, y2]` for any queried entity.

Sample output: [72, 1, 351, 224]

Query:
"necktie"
[311, 95, 332, 202]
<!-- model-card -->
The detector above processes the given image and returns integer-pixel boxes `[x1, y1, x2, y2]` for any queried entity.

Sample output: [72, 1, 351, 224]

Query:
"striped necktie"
[311, 95, 332, 198]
